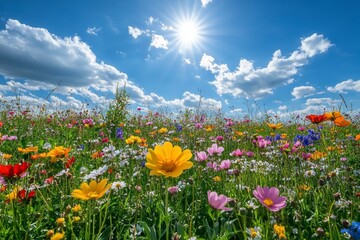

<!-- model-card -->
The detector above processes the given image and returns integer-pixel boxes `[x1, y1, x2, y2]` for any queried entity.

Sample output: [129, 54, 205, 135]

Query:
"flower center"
[250, 228, 257, 237]
[162, 161, 176, 172]
[263, 198, 274, 207]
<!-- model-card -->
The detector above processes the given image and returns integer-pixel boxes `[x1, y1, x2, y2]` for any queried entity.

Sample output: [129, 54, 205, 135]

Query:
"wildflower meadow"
[0, 90, 359, 240]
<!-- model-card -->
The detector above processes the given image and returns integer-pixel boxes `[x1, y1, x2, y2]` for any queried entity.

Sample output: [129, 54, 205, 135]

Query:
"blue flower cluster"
[266, 134, 281, 142]
[294, 129, 321, 146]
[341, 222, 360, 240]
[116, 127, 124, 139]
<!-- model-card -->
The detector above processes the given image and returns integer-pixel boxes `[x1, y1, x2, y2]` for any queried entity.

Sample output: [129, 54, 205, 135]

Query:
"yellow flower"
[71, 179, 112, 200]
[145, 141, 193, 178]
[2, 153, 12, 159]
[234, 131, 244, 137]
[56, 218, 65, 227]
[18, 146, 38, 154]
[158, 128, 168, 134]
[213, 176, 221, 182]
[204, 125, 215, 131]
[72, 216, 81, 223]
[47, 146, 71, 162]
[298, 185, 311, 191]
[267, 122, 283, 130]
[311, 151, 326, 160]
[72, 204, 81, 212]
[6, 187, 21, 201]
[274, 224, 286, 239]
[50, 231, 65, 240]
[125, 136, 141, 144]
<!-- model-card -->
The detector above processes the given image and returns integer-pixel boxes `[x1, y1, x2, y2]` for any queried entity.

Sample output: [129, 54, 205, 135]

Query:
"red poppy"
[305, 114, 327, 124]
[0, 162, 31, 179]
[17, 189, 36, 202]
[65, 156, 75, 169]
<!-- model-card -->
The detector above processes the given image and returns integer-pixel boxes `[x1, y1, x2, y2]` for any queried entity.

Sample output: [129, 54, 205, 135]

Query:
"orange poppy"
[334, 116, 351, 127]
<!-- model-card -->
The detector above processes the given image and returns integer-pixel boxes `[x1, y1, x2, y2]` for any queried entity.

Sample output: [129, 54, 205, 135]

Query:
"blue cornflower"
[175, 123, 182, 132]
[341, 221, 360, 240]
[116, 127, 124, 139]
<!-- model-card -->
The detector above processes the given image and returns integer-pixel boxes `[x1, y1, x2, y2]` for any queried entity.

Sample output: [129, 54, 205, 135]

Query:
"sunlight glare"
[177, 20, 200, 48]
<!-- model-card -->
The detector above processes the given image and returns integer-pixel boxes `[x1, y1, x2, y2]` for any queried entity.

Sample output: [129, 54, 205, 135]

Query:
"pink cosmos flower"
[168, 186, 180, 195]
[195, 151, 208, 162]
[207, 191, 233, 211]
[230, 149, 244, 157]
[207, 144, 224, 156]
[220, 160, 231, 170]
[253, 186, 287, 212]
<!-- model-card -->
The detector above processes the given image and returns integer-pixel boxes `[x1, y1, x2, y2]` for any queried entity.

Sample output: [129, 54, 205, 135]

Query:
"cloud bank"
[200, 33, 333, 99]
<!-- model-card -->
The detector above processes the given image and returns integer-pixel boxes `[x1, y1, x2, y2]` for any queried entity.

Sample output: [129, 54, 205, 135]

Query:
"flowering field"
[0, 98, 359, 239]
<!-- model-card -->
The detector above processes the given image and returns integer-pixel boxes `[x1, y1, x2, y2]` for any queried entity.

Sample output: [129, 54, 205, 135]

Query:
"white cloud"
[327, 79, 360, 93]
[201, 0, 213, 7]
[184, 58, 191, 64]
[150, 34, 168, 49]
[86, 27, 101, 36]
[291, 86, 316, 99]
[305, 97, 341, 107]
[200, 33, 332, 99]
[300, 33, 334, 57]
[128, 26, 144, 39]
[0, 19, 221, 114]
[0, 19, 127, 88]
[278, 105, 287, 110]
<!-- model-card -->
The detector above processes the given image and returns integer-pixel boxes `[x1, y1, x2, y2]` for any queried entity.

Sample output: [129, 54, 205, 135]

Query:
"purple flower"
[207, 143, 224, 156]
[116, 127, 124, 139]
[246, 151, 254, 157]
[216, 135, 224, 141]
[207, 191, 233, 211]
[195, 151, 208, 162]
[253, 186, 287, 212]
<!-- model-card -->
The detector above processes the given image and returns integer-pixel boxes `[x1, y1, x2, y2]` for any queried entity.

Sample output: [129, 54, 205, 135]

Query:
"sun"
[176, 20, 200, 49]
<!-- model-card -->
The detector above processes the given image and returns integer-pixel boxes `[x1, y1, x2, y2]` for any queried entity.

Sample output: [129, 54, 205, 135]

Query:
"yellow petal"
[171, 146, 182, 161]
[89, 180, 98, 191]
[71, 189, 89, 200]
[96, 183, 112, 199]
[96, 179, 108, 193]
[80, 183, 90, 194]
[153, 145, 165, 162]
[162, 142, 173, 160]
[175, 149, 192, 164]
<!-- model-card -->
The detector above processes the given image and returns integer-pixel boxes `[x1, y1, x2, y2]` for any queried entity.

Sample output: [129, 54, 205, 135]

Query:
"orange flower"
[30, 153, 47, 160]
[134, 129, 141, 134]
[2, 154, 12, 159]
[355, 134, 360, 141]
[305, 114, 327, 124]
[47, 146, 71, 162]
[311, 151, 326, 160]
[324, 111, 342, 121]
[18, 146, 38, 154]
[334, 116, 351, 127]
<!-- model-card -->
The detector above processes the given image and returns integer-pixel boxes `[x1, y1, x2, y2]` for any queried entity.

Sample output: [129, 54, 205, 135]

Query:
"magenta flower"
[207, 191, 233, 211]
[195, 151, 208, 162]
[253, 186, 287, 212]
[207, 143, 224, 156]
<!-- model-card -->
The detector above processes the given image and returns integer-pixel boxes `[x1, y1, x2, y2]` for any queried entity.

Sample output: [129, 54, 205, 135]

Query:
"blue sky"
[0, 0, 359, 117]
